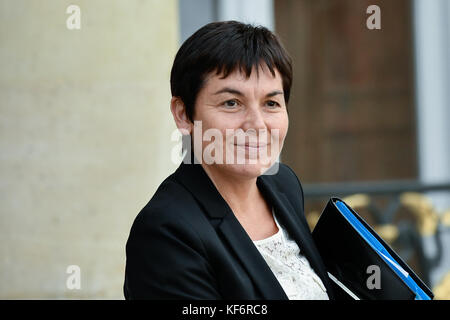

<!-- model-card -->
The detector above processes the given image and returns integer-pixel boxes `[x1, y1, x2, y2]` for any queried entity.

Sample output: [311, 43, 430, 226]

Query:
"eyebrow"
[213, 87, 284, 98]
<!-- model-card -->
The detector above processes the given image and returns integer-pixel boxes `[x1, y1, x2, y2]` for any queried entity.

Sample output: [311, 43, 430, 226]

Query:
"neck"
[201, 164, 260, 215]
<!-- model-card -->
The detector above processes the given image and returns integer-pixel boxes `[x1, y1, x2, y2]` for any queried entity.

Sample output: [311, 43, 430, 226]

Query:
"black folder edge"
[319, 197, 434, 300]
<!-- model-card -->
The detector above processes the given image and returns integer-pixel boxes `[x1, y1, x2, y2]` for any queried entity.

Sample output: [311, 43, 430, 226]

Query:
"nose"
[241, 103, 267, 133]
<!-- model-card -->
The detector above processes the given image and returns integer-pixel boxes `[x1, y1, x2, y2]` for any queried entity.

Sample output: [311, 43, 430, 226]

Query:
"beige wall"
[0, 0, 179, 298]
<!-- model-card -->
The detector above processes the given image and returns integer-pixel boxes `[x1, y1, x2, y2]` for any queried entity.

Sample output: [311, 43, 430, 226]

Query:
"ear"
[170, 97, 192, 135]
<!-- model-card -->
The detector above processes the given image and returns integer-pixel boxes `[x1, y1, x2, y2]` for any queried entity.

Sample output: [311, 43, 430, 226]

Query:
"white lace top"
[253, 210, 329, 300]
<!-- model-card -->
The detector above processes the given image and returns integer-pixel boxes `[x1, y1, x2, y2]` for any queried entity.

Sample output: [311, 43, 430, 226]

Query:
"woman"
[124, 21, 335, 300]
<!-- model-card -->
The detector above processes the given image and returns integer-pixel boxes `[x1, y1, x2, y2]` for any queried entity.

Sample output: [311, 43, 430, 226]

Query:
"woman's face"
[191, 64, 289, 179]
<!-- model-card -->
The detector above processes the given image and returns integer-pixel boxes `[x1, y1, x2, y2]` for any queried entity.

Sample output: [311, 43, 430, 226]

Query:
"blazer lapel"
[173, 162, 288, 299]
[257, 176, 336, 299]
[217, 212, 289, 299]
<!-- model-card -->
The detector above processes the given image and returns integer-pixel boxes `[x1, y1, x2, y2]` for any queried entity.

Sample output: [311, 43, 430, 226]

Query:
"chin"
[221, 161, 275, 179]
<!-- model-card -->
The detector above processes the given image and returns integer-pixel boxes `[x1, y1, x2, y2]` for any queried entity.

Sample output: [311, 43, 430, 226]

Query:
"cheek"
[269, 114, 289, 144]
[281, 119, 289, 142]
[197, 109, 236, 131]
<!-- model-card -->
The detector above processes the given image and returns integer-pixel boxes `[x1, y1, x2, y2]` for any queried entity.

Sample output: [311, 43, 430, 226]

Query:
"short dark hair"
[170, 21, 293, 122]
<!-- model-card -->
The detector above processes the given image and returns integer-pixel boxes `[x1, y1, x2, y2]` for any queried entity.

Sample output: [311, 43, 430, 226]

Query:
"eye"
[265, 100, 280, 108]
[222, 99, 239, 109]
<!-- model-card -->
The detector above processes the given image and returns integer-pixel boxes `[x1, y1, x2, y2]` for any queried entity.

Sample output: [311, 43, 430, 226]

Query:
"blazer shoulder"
[125, 175, 211, 273]
[124, 176, 221, 299]
[130, 175, 202, 233]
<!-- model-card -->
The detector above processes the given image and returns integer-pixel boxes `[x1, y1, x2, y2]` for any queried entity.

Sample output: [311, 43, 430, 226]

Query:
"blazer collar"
[173, 161, 231, 219]
[173, 162, 287, 298]
[173, 161, 333, 299]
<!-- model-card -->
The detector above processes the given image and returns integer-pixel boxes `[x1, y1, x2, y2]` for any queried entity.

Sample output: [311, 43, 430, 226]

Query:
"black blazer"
[124, 161, 336, 300]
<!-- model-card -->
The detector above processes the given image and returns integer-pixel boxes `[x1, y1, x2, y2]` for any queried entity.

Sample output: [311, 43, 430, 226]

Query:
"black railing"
[303, 180, 450, 199]
[302, 180, 450, 289]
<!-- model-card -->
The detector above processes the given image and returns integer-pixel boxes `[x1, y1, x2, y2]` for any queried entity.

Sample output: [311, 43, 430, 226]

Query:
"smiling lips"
[234, 143, 268, 150]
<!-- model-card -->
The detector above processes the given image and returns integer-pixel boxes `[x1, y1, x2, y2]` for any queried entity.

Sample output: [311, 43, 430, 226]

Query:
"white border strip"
[327, 272, 360, 300]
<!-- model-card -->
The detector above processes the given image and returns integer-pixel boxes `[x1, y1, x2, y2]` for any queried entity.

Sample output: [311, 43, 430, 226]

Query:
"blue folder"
[335, 200, 431, 300]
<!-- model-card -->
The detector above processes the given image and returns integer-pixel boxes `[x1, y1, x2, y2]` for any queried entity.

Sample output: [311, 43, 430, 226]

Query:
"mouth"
[234, 143, 268, 150]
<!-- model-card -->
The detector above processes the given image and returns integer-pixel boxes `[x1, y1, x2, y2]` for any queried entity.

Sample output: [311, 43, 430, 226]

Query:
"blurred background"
[0, 0, 449, 299]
